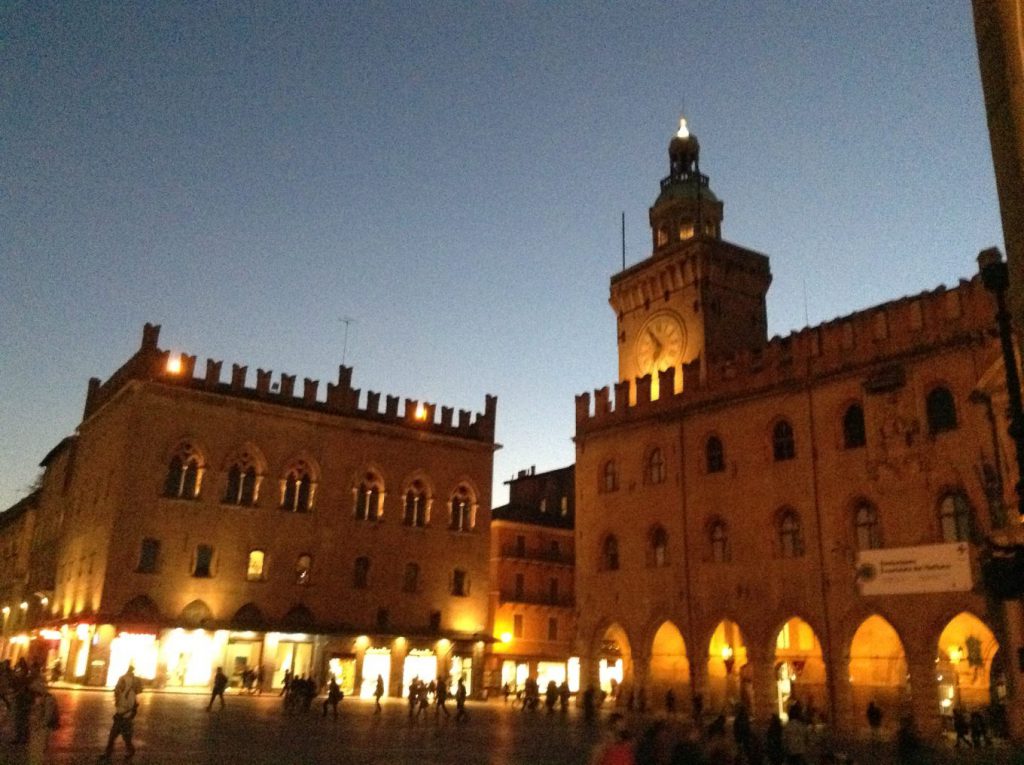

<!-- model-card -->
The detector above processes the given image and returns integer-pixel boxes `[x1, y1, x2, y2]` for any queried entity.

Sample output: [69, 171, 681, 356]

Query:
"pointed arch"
[281, 603, 315, 631]
[163, 439, 206, 499]
[595, 621, 633, 701]
[448, 481, 478, 531]
[649, 620, 690, 707]
[279, 455, 319, 513]
[772, 616, 827, 721]
[179, 599, 213, 628]
[353, 466, 386, 521]
[400, 472, 433, 528]
[223, 443, 266, 507]
[847, 615, 908, 726]
[119, 595, 161, 621]
[707, 619, 749, 712]
[231, 602, 266, 629]
[936, 611, 1000, 711]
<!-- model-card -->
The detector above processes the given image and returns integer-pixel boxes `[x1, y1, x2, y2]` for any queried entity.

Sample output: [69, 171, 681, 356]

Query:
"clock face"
[636, 313, 686, 375]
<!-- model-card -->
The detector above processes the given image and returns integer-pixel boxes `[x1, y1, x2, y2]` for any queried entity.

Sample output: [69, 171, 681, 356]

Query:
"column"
[906, 652, 942, 738]
[1002, 599, 1024, 740]
[746, 648, 778, 724]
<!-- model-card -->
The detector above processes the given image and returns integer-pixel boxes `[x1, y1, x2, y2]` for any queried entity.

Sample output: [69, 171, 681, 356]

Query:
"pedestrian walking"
[101, 664, 141, 761]
[582, 686, 597, 724]
[11, 659, 32, 745]
[322, 677, 343, 719]
[733, 702, 752, 757]
[374, 674, 384, 713]
[279, 668, 292, 697]
[455, 677, 468, 722]
[502, 682, 511, 705]
[765, 714, 785, 765]
[435, 677, 450, 718]
[207, 666, 229, 711]
[664, 688, 676, 715]
[559, 680, 570, 714]
[970, 709, 991, 748]
[953, 706, 972, 747]
[545, 680, 558, 713]
[782, 707, 810, 765]
[26, 675, 59, 765]
[866, 700, 883, 738]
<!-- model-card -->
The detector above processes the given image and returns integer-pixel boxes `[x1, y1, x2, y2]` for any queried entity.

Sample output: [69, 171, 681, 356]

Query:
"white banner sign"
[856, 543, 972, 595]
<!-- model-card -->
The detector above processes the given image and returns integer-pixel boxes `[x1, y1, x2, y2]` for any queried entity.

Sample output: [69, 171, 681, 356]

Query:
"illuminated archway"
[773, 617, 826, 721]
[936, 612, 1000, 713]
[598, 623, 632, 700]
[649, 621, 690, 708]
[707, 620, 748, 713]
[848, 615, 908, 722]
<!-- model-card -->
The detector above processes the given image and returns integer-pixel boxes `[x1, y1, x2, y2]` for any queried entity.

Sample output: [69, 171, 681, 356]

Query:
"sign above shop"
[856, 543, 972, 595]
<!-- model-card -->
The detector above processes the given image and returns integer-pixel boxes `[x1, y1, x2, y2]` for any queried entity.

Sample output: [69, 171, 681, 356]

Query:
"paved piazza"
[1, 689, 1023, 764]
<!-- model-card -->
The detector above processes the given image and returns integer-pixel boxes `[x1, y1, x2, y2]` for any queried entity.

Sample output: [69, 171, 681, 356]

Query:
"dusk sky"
[2, 2, 1003, 511]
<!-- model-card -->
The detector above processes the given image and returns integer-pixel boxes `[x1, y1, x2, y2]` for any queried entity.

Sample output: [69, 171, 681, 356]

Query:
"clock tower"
[610, 118, 772, 398]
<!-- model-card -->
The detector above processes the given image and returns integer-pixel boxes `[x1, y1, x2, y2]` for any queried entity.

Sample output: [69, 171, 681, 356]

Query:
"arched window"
[403, 562, 420, 593]
[657, 227, 668, 247]
[778, 510, 803, 558]
[709, 519, 730, 562]
[645, 448, 666, 485]
[246, 550, 265, 581]
[281, 461, 314, 513]
[353, 556, 370, 589]
[926, 386, 958, 435]
[939, 492, 972, 542]
[355, 472, 383, 521]
[224, 449, 261, 506]
[403, 480, 429, 527]
[843, 404, 867, 449]
[854, 501, 881, 550]
[601, 460, 618, 493]
[601, 535, 620, 571]
[295, 554, 312, 585]
[449, 485, 475, 531]
[164, 443, 203, 499]
[650, 525, 669, 567]
[706, 436, 725, 474]
[772, 420, 796, 462]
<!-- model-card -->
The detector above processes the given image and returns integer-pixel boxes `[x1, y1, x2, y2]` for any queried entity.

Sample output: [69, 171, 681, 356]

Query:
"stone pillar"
[906, 651, 943, 738]
[1001, 599, 1024, 740]
[830, 654, 857, 735]
[747, 649, 779, 724]
[688, 649, 709, 720]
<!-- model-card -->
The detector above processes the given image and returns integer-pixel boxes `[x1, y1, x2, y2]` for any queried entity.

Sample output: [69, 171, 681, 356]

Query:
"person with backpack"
[101, 664, 141, 760]
[27, 675, 59, 765]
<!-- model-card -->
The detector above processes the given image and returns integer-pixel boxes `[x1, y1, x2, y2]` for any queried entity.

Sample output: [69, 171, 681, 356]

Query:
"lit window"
[281, 461, 314, 513]
[645, 448, 666, 485]
[650, 526, 669, 567]
[295, 554, 312, 585]
[353, 556, 370, 589]
[246, 550, 265, 581]
[193, 545, 214, 578]
[706, 436, 725, 474]
[355, 472, 383, 521]
[403, 481, 429, 527]
[560, 496, 568, 516]
[772, 421, 796, 462]
[679, 223, 694, 241]
[709, 520, 729, 563]
[778, 510, 803, 558]
[854, 502, 881, 550]
[842, 404, 867, 449]
[449, 485, 474, 531]
[601, 460, 618, 493]
[939, 493, 972, 542]
[137, 538, 160, 574]
[224, 450, 260, 506]
[513, 613, 524, 639]
[657, 227, 668, 247]
[451, 569, 469, 597]
[164, 443, 203, 499]
[403, 562, 419, 593]
[926, 386, 958, 435]
[601, 535, 620, 571]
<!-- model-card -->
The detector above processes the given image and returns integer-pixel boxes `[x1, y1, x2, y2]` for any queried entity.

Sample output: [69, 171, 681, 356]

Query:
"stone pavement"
[2, 690, 1024, 764]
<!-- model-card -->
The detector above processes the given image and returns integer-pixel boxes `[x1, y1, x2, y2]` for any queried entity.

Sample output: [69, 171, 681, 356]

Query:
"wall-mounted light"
[500, 631, 513, 644]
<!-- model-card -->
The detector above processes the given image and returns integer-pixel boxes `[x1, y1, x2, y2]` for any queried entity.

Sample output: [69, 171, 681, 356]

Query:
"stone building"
[5, 323, 497, 695]
[488, 465, 576, 695]
[574, 119, 1018, 735]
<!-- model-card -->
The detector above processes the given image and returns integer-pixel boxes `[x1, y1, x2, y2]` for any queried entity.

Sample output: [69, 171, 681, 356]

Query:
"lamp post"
[978, 247, 1024, 517]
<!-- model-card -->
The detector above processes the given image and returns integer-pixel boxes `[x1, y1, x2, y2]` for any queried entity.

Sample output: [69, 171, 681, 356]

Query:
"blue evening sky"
[1, 2, 1002, 509]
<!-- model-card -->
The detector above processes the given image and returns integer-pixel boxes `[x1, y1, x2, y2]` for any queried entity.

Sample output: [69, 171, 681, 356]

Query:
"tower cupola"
[649, 117, 724, 253]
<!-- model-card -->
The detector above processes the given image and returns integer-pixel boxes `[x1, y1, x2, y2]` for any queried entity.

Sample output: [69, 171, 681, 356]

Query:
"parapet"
[577, 274, 997, 432]
[82, 323, 497, 443]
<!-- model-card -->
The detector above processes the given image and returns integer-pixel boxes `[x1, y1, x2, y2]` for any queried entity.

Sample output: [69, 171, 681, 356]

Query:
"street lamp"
[977, 247, 1024, 517]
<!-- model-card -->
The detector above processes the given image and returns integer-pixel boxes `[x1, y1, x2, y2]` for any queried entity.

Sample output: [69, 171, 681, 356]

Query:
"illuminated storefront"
[327, 654, 356, 695]
[360, 648, 391, 698]
[402, 649, 437, 695]
[599, 658, 623, 695]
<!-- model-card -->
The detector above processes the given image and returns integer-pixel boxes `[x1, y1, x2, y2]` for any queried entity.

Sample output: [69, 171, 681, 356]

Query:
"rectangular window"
[514, 573, 525, 599]
[548, 578, 559, 603]
[193, 544, 214, 578]
[452, 569, 468, 597]
[137, 538, 160, 574]
[548, 617, 558, 641]
[515, 535, 526, 556]
[247, 550, 265, 581]
[513, 613, 524, 639]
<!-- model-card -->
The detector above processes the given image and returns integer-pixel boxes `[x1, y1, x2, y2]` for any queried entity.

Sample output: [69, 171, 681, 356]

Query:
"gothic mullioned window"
[778, 510, 803, 558]
[842, 404, 867, 449]
[705, 436, 725, 474]
[709, 519, 730, 562]
[772, 420, 796, 462]
[645, 448, 666, 485]
[280, 460, 315, 513]
[650, 525, 669, 567]
[926, 386, 958, 435]
[403, 480, 429, 527]
[854, 501, 881, 550]
[354, 472, 383, 521]
[449, 485, 475, 531]
[224, 449, 262, 506]
[353, 556, 370, 589]
[403, 562, 420, 593]
[601, 535, 620, 571]
[164, 442, 204, 499]
[295, 554, 312, 585]
[939, 492, 972, 542]
[601, 460, 618, 493]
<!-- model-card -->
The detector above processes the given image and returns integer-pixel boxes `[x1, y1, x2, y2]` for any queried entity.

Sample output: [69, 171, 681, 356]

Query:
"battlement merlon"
[81, 323, 498, 443]
[577, 273, 1001, 430]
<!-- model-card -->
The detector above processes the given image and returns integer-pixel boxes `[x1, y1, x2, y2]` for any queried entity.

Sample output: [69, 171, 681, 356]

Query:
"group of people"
[279, 669, 322, 714]
[951, 705, 993, 748]
[0, 657, 60, 764]
[502, 678, 572, 713]
[405, 675, 468, 721]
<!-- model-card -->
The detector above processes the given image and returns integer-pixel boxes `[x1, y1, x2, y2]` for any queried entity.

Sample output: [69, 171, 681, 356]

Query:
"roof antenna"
[339, 317, 356, 365]
[621, 212, 626, 271]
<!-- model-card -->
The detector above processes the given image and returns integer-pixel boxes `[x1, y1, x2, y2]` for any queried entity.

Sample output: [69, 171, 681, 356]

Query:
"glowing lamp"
[39, 629, 61, 641]
[166, 355, 182, 374]
[1, 606, 9, 616]
[500, 631, 513, 644]
[720, 644, 734, 661]
[414, 403, 427, 422]
[676, 117, 690, 139]
[39, 597, 48, 607]
[75, 623, 90, 641]
[19, 601, 27, 611]
[948, 645, 964, 665]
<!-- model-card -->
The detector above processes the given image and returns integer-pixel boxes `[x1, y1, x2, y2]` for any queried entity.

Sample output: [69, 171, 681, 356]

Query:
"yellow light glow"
[39, 597, 48, 606]
[676, 116, 690, 139]
[414, 403, 427, 421]
[75, 623, 90, 641]
[19, 601, 28, 611]
[500, 631, 513, 644]
[720, 644, 734, 661]
[39, 629, 62, 641]
[355, 635, 369, 648]
[436, 638, 451, 651]
[1, 606, 9, 616]
[10, 635, 29, 645]
[166, 355, 182, 374]
[948, 645, 964, 664]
